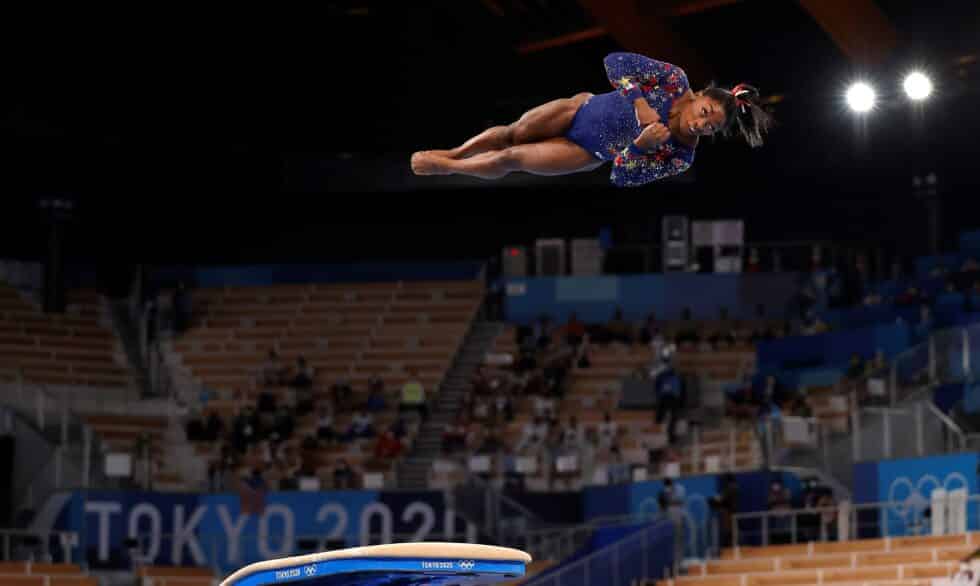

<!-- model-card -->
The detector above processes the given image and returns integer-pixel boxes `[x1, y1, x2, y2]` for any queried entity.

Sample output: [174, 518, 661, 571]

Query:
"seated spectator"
[532, 395, 556, 420]
[492, 392, 514, 424]
[331, 378, 354, 412]
[604, 307, 633, 345]
[515, 348, 538, 373]
[257, 387, 277, 413]
[709, 328, 737, 349]
[533, 314, 554, 349]
[316, 407, 336, 442]
[291, 356, 315, 388]
[442, 413, 468, 453]
[204, 411, 224, 442]
[767, 479, 793, 544]
[260, 349, 287, 386]
[399, 370, 429, 419]
[368, 374, 385, 396]
[232, 406, 260, 453]
[471, 395, 491, 422]
[292, 357, 316, 415]
[639, 312, 660, 345]
[597, 412, 618, 449]
[273, 405, 295, 441]
[333, 459, 354, 489]
[373, 430, 404, 460]
[564, 312, 586, 346]
[343, 410, 375, 441]
[561, 415, 583, 451]
[696, 330, 714, 352]
[366, 385, 387, 412]
[964, 257, 980, 272]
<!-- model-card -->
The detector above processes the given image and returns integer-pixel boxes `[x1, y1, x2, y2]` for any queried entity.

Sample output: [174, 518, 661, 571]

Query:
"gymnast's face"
[683, 93, 726, 137]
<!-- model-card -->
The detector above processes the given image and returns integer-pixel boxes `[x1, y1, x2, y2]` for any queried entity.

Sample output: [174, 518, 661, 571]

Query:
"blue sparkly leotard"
[565, 52, 695, 188]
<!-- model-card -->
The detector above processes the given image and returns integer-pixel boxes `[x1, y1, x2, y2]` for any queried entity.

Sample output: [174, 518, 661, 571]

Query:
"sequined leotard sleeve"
[603, 53, 694, 188]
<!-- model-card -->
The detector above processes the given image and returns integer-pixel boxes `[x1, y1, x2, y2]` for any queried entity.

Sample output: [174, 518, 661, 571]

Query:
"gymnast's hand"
[634, 122, 670, 151]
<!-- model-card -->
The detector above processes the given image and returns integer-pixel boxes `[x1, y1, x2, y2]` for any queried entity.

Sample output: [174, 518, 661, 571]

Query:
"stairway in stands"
[398, 321, 503, 488]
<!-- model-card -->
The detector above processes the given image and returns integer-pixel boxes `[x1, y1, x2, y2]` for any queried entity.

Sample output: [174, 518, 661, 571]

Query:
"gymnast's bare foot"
[410, 151, 451, 175]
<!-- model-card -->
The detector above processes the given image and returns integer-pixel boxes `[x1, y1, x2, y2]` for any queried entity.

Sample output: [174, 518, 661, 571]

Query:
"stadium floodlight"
[903, 71, 933, 101]
[846, 82, 876, 113]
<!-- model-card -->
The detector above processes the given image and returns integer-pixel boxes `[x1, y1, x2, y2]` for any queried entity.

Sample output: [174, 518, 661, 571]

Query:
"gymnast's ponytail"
[704, 83, 772, 148]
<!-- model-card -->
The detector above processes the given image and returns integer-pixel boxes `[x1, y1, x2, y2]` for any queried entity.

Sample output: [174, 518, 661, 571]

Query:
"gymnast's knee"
[494, 147, 525, 172]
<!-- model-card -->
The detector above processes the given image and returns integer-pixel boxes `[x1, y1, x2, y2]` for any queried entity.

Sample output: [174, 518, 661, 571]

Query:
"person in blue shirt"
[411, 52, 771, 187]
[655, 364, 683, 444]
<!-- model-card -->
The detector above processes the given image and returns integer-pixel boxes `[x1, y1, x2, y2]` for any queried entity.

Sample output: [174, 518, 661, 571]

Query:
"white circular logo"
[887, 472, 968, 531]
[304, 565, 317, 577]
[458, 560, 475, 570]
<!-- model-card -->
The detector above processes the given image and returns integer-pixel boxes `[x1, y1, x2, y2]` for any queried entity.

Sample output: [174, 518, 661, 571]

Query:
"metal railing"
[526, 520, 676, 586]
[891, 321, 980, 406]
[732, 492, 978, 548]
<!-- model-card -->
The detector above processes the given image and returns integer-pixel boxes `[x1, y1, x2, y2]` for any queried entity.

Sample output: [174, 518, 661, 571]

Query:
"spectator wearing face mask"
[767, 479, 793, 544]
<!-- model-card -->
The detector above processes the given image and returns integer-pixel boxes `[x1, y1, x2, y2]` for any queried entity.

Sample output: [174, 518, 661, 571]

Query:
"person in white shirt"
[344, 410, 375, 441]
[316, 407, 335, 442]
[597, 412, 618, 449]
[561, 416, 583, 451]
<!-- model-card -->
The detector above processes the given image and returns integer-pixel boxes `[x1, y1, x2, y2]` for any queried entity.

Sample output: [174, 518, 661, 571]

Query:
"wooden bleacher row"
[656, 533, 980, 586]
[0, 284, 130, 387]
[84, 414, 170, 452]
[180, 279, 482, 302]
[171, 281, 481, 395]
[465, 329, 762, 485]
[0, 561, 97, 586]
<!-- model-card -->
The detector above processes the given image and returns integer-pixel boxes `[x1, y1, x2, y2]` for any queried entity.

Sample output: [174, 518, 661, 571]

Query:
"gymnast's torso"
[565, 53, 696, 187]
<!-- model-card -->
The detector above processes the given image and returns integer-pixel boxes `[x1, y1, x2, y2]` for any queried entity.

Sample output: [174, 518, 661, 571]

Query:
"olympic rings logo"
[887, 472, 969, 527]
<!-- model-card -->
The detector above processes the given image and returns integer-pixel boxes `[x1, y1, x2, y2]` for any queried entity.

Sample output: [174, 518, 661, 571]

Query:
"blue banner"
[53, 490, 473, 574]
[504, 273, 801, 324]
[854, 453, 979, 537]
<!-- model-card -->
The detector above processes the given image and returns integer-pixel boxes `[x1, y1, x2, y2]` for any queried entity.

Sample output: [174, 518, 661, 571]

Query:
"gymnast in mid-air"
[411, 52, 772, 187]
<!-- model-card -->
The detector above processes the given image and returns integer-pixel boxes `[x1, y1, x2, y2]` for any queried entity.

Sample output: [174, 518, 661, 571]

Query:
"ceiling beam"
[515, 1, 742, 61]
[516, 26, 607, 54]
[798, 0, 897, 66]
[672, 0, 742, 17]
[576, 0, 711, 83]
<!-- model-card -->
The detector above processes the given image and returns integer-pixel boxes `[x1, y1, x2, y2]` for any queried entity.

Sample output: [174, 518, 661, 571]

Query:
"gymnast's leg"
[418, 92, 593, 161]
[411, 138, 602, 180]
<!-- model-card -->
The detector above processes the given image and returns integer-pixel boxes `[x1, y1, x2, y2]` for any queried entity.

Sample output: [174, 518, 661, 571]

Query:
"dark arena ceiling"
[0, 2, 977, 263]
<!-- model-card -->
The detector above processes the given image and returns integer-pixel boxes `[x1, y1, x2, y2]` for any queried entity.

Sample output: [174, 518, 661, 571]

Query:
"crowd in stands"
[435, 307, 764, 491]
[183, 344, 431, 492]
